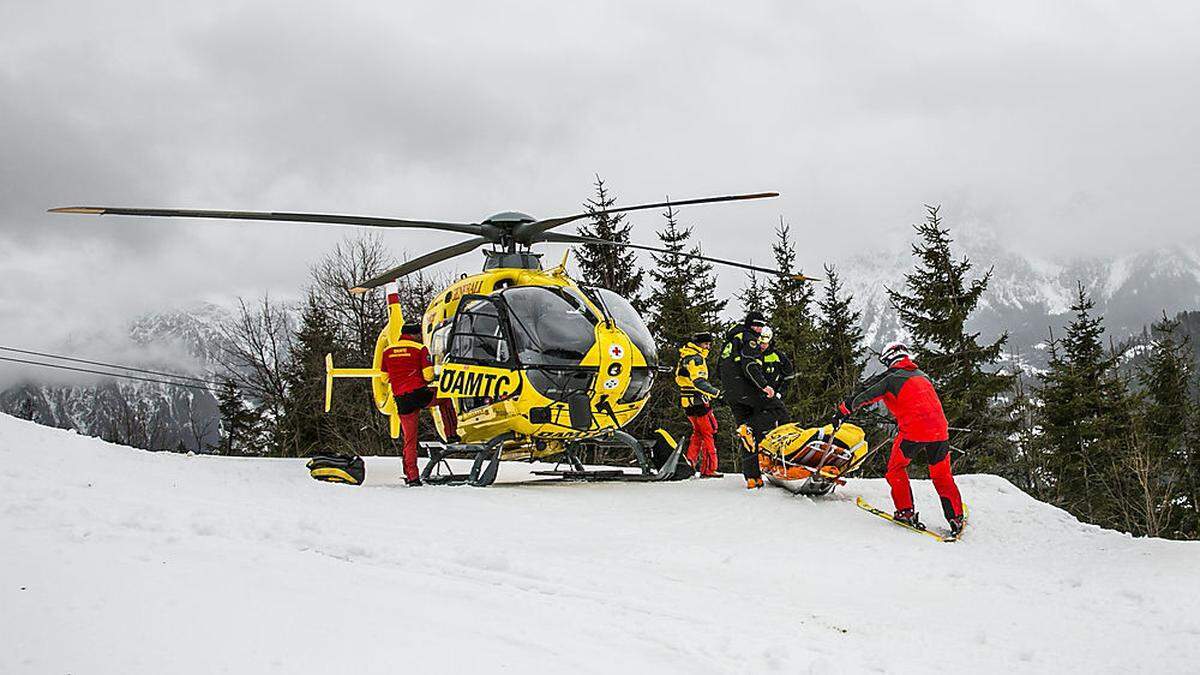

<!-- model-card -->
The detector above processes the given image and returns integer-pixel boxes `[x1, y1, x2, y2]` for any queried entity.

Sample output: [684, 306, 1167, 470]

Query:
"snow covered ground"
[3, 413, 1198, 674]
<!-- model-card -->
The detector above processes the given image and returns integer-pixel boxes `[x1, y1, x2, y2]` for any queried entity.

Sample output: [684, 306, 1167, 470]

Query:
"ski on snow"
[855, 496, 967, 543]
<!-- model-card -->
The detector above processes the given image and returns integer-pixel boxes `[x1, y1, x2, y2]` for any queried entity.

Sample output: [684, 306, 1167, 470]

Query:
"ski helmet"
[744, 311, 767, 330]
[760, 326, 773, 343]
[691, 331, 715, 345]
[879, 341, 912, 367]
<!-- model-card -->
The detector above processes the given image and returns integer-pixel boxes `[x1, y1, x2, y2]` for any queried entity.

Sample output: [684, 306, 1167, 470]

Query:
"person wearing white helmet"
[759, 326, 795, 400]
[718, 312, 787, 489]
[832, 341, 964, 537]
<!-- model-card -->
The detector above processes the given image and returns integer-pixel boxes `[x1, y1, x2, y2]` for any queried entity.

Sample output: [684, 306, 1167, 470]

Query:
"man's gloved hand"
[830, 410, 847, 428]
[763, 386, 776, 399]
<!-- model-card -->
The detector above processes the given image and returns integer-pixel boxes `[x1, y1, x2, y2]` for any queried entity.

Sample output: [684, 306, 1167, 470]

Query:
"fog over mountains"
[3, 235, 1199, 450]
[841, 229, 1200, 368]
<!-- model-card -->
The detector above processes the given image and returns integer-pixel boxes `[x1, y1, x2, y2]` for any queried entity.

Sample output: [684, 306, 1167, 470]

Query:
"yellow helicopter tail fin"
[324, 352, 383, 413]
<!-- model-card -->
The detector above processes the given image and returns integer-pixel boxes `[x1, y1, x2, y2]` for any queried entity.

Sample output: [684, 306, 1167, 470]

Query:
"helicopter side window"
[582, 286, 658, 368]
[448, 297, 512, 365]
[502, 286, 598, 367]
[429, 319, 454, 365]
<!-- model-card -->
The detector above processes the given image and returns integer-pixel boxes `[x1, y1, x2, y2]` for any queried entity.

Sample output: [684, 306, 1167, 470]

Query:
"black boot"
[948, 514, 965, 537]
[405, 477, 424, 487]
[894, 508, 924, 529]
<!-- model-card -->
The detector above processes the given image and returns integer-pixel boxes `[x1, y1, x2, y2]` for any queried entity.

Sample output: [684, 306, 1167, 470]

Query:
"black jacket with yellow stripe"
[675, 342, 720, 411]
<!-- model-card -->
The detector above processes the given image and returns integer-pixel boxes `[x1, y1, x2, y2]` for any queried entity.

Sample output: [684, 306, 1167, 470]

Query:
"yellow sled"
[754, 423, 870, 496]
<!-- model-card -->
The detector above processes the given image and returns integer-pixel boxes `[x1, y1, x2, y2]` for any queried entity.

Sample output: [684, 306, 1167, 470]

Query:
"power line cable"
[0, 355, 220, 393]
[0, 345, 225, 387]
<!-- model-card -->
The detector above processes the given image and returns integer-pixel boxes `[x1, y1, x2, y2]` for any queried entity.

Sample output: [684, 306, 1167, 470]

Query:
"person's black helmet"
[402, 321, 423, 336]
[744, 311, 767, 329]
[691, 331, 714, 344]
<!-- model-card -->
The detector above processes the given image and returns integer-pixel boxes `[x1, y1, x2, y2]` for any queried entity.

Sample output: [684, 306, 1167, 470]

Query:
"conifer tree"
[766, 221, 821, 422]
[216, 378, 259, 456]
[1139, 313, 1194, 453]
[814, 263, 866, 411]
[887, 205, 1013, 475]
[1008, 369, 1045, 498]
[737, 270, 768, 317]
[647, 204, 726, 347]
[278, 294, 343, 456]
[1035, 283, 1131, 522]
[575, 176, 646, 311]
[639, 203, 727, 447]
[1131, 312, 1197, 536]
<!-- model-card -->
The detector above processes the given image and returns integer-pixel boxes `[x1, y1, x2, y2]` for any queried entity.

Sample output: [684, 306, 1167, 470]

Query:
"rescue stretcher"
[751, 422, 873, 496]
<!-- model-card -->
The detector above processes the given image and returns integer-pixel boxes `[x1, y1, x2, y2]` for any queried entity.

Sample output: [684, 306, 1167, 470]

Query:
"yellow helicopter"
[51, 192, 809, 485]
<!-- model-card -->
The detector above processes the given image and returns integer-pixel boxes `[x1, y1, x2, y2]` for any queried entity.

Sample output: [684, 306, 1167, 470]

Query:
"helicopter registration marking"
[437, 363, 519, 399]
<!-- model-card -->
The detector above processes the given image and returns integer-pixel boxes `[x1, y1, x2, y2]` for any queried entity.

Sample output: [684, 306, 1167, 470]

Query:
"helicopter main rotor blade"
[543, 232, 821, 282]
[513, 191, 778, 244]
[350, 236, 490, 294]
[48, 206, 485, 237]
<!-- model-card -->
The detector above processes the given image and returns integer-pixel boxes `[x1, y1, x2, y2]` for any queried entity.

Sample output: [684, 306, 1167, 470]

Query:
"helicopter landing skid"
[527, 469, 668, 482]
[419, 430, 684, 487]
[420, 432, 516, 487]
[526, 431, 685, 483]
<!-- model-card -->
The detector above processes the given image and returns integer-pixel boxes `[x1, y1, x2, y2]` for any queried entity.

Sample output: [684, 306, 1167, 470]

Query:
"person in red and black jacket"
[833, 341, 964, 536]
[382, 321, 459, 486]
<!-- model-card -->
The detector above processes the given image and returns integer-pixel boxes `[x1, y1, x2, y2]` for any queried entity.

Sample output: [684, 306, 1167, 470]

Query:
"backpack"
[306, 454, 366, 485]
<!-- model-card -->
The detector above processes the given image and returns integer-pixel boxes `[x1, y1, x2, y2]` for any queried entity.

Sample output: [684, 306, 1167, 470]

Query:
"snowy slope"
[3, 413, 1198, 674]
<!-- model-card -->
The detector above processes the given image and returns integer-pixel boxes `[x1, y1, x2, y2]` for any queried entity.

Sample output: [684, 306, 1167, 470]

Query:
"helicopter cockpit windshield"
[501, 286, 599, 367]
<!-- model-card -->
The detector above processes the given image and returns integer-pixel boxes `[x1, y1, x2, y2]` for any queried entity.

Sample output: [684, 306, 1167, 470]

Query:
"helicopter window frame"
[446, 294, 516, 367]
[579, 285, 659, 368]
[497, 285, 601, 370]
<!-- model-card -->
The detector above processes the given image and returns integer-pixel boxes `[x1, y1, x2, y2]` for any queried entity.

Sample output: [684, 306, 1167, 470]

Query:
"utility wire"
[0, 355, 220, 393]
[0, 345, 225, 387]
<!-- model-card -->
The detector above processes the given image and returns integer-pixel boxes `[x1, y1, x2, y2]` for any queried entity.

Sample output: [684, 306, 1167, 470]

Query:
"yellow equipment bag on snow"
[756, 423, 869, 495]
[306, 454, 366, 485]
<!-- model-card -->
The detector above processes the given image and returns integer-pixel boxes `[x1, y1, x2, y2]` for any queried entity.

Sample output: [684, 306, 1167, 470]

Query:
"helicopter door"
[444, 295, 516, 412]
[446, 295, 513, 366]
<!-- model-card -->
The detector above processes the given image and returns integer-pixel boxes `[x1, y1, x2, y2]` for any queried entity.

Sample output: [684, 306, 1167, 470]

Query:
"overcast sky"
[2, 0, 1199, 354]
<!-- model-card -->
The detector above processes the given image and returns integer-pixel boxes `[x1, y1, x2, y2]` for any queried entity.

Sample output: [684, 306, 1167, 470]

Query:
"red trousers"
[399, 397, 458, 481]
[886, 436, 963, 521]
[686, 409, 719, 476]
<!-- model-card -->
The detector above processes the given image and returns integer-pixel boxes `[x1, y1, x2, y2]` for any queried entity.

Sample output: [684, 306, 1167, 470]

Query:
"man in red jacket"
[382, 321, 459, 486]
[834, 342, 964, 536]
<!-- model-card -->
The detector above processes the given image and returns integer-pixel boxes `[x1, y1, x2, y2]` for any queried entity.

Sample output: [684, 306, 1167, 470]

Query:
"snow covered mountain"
[836, 233, 1200, 367]
[2, 412, 1197, 673]
[0, 303, 231, 452]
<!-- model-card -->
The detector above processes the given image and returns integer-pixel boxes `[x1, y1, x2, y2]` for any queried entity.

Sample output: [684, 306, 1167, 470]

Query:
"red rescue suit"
[676, 342, 720, 476]
[839, 357, 963, 521]
[382, 333, 458, 482]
